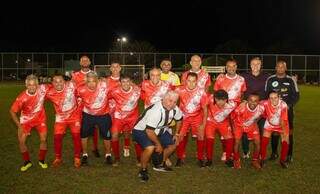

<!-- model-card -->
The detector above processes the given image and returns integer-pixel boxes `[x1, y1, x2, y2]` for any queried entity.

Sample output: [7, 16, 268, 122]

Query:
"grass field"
[0, 84, 320, 193]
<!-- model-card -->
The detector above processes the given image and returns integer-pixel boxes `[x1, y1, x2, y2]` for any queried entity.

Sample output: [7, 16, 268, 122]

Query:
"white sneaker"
[123, 148, 130, 157]
[221, 152, 226, 161]
[242, 151, 250, 159]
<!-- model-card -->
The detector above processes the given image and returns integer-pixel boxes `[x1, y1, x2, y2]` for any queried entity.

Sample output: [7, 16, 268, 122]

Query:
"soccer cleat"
[221, 152, 226, 161]
[198, 160, 206, 168]
[92, 149, 101, 158]
[52, 158, 62, 168]
[205, 160, 213, 167]
[269, 153, 279, 161]
[20, 161, 32, 172]
[81, 155, 88, 166]
[38, 160, 48, 169]
[225, 159, 234, 168]
[153, 162, 173, 172]
[105, 155, 113, 165]
[260, 160, 266, 168]
[242, 151, 250, 159]
[112, 160, 120, 167]
[74, 158, 81, 168]
[136, 162, 142, 167]
[233, 159, 241, 169]
[175, 159, 184, 167]
[123, 148, 130, 157]
[138, 169, 149, 182]
[286, 155, 293, 163]
[251, 160, 261, 170]
[280, 161, 289, 169]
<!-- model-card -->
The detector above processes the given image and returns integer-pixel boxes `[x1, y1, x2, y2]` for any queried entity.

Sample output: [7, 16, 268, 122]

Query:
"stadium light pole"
[117, 37, 127, 64]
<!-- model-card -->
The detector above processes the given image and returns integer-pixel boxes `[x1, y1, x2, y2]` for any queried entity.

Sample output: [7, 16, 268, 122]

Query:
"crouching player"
[232, 93, 265, 169]
[260, 91, 290, 168]
[10, 75, 49, 171]
[109, 75, 141, 166]
[46, 74, 82, 168]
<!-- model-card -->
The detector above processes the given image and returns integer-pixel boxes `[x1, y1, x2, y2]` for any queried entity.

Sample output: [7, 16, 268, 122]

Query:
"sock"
[234, 151, 240, 161]
[206, 138, 214, 161]
[260, 137, 270, 160]
[54, 134, 63, 159]
[252, 151, 259, 160]
[134, 143, 142, 162]
[124, 138, 130, 149]
[112, 140, 120, 160]
[280, 141, 289, 162]
[271, 134, 280, 154]
[38, 149, 47, 161]
[93, 128, 98, 150]
[288, 134, 293, 156]
[22, 151, 30, 162]
[242, 133, 250, 154]
[221, 138, 226, 152]
[225, 139, 234, 161]
[196, 140, 205, 160]
[176, 135, 188, 159]
[71, 133, 81, 159]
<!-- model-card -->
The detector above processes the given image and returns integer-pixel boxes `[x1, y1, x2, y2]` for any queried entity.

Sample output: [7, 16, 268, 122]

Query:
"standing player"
[106, 62, 121, 116]
[181, 55, 211, 90]
[160, 59, 181, 86]
[10, 75, 49, 171]
[175, 72, 208, 167]
[109, 75, 141, 166]
[265, 60, 299, 162]
[77, 72, 113, 165]
[46, 74, 82, 168]
[232, 94, 265, 169]
[260, 91, 290, 168]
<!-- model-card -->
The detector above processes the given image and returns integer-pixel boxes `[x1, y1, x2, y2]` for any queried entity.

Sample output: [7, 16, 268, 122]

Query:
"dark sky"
[0, 1, 319, 53]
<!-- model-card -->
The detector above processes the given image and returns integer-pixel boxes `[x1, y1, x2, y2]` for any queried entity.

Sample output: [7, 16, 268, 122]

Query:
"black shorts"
[81, 112, 112, 140]
[288, 106, 294, 130]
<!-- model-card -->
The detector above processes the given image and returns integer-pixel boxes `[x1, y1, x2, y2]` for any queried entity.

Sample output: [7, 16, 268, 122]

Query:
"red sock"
[134, 143, 142, 162]
[112, 140, 120, 160]
[225, 139, 234, 160]
[280, 141, 289, 162]
[124, 138, 130, 149]
[206, 138, 214, 161]
[38, 149, 47, 161]
[54, 134, 63, 159]
[176, 135, 188, 159]
[93, 128, 98, 150]
[72, 133, 81, 159]
[234, 151, 240, 161]
[221, 139, 226, 152]
[197, 140, 205, 160]
[22, 151, 30, 161]
[260, 137, 270, 160]
[252, 151, 259, 160]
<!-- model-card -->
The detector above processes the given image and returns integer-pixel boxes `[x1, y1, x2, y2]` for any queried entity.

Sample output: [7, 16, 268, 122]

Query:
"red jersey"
[109, 85, 141, 119]
[262, 100, 289, 130]
[207, 94, 236, 124]
[72, 70, 92, 87]
[46, 81, 81, 123]
[214, 74, 246, 104]
[11, 85, 49, 124]
[106, 76, 121, 114]
[77, 81, 110, 116]
[232, 103, 265, 132]
[175, 85, 208, 118]
[140, 80, 173, 108]
[181, 69, 211, 89]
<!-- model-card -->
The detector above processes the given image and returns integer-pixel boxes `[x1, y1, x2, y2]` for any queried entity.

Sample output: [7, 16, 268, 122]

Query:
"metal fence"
[1, 52, 319, 84]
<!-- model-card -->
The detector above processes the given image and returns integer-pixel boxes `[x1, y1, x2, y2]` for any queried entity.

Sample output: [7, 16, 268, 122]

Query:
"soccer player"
[204, 90, 236, 167]
[72, 55, 100, 157]
[46, 74, 82, 168]
[77, 72, 113, 165]
[181, 55, 211, 90]
[10, 75, 49, 171]
[109, 75, 141, 166]
[232, 94, 265, 169]
[106, 62, 121, 117]
[260, 91, 290, 168]
[265, 60, 299, 162]
[141, 67, 174, 108]
[175, 72, 208, 167]
[160, 59, 181, 86]
[132, 91, 182, 182]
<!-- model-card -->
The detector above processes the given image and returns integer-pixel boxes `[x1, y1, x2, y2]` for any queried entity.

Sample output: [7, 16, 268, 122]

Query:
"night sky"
[0, 1, 319, 54]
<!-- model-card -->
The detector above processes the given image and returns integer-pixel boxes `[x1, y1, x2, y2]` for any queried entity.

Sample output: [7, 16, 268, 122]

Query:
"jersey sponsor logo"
[283, 82, 290, 85]
[272, 81, 279, 87]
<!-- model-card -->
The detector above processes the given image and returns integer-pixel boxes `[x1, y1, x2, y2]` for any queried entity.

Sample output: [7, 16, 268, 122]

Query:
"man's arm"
[9, 110, 23, 132]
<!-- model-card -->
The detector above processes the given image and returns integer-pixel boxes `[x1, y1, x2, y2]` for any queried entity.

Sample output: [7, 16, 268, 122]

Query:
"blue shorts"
[132, 129, 174, 149]
[81, 112, 112, 140]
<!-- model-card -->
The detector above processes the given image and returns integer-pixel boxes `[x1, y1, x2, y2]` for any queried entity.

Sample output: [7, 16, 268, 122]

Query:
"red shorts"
[21, 121, 47, 135]
[111, 117, 137, 133]
[205, 121, 233, 139]
[234, 124, 260, 141]
[264, 127, 289, 135]
[54, 121, 81, 135]
[179, 113, 203, 137]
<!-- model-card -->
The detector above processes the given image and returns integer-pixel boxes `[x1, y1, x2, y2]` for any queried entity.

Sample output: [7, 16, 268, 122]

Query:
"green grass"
[0, 84, 320, 193]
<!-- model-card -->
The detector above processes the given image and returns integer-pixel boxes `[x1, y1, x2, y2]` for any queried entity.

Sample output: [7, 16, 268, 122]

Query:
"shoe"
[74, 158, 81, 168]
[286, 155, 293, 163]
[38, 160, 48, 169]
[225, 159, 234, 168]
[251, 160, 261, 170]
[20, 161, 32, 172]
[52, 158, 62, 168]
[175, 159, 184, 167]
[221, 152, 226, 161]
[205, 160, 213, 167]
[280, 160, 289, 169]
[165, 158, 172, 167]
[138, 169, 149, 182]
[81, 155, 88, 165]
[92, 149, 101, 158]
[105, 155, 113, 165]
[112, 160, 120, 167]
[198, 160, 206, 168]
[153, 163, 173, 172]
[242, 151, 250, 159]
[260, 160, 266, 168]
[233, 159, 241, 169]
[123, 148, 130, 157]
[269, 153, 279, 161]
[136, 162, 142, 167]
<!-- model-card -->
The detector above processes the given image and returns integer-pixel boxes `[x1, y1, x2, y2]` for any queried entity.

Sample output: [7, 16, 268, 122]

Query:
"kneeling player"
[232, 94, 264, 169]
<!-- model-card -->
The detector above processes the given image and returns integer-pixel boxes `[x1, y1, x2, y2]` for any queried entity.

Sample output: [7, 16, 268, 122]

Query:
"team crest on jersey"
[272, 81, 279, 87]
